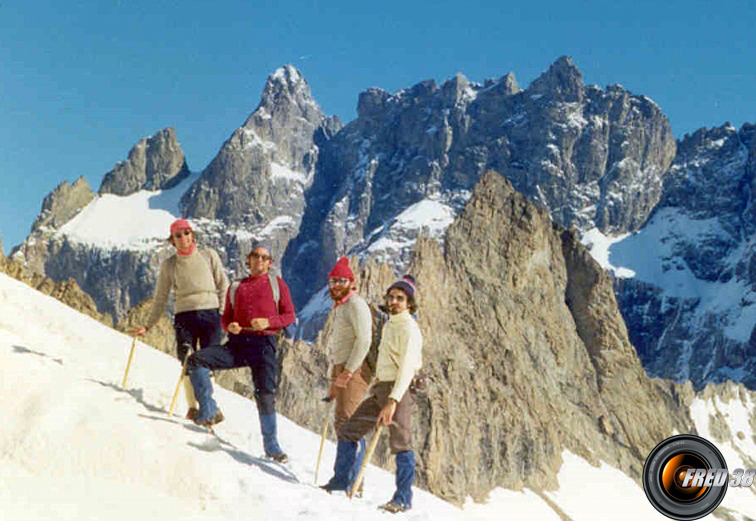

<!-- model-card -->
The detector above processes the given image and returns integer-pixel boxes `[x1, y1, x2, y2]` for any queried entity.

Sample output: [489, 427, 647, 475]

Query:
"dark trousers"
[174, 309, 222, 362]
[188, 333, 279, 414]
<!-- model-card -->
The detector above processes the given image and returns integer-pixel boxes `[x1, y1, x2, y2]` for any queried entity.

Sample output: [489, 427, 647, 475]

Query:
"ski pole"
[168, 343, 193, 416]
[314, 397, 334, 485]
[349, 424, 384, 499]
[121, 335, 137, 388]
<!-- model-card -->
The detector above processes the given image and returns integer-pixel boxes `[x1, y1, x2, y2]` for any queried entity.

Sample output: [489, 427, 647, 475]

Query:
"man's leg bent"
[187, 343, 238, 423]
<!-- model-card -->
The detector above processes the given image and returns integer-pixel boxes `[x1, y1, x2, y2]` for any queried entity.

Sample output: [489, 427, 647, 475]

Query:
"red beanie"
[170, 218, 192, 234]
[329, 257, 354, 280]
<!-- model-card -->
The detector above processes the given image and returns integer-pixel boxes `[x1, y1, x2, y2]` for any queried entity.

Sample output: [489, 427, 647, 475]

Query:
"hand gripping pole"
[349, 425, 384, 499]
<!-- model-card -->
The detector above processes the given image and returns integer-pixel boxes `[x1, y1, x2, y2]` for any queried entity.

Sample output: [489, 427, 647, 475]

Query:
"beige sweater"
[146, 247, 229, 329]
[327, 294, 372, 373]
[375, 310, 423, 401]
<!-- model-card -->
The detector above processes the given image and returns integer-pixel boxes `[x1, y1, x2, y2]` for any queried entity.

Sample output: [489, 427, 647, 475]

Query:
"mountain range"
[10, 56, 756, 393]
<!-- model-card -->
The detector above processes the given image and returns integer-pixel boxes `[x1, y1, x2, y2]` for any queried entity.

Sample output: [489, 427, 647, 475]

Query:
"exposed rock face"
[11, 67, 342, 327]
[182, 65, 339, 230]
[99, 127, 190, 196]
[283, 56, 676, 316]
[276, 171, 692, 504]
[14, 177, 96, 274]
[12, 58, 754, 400]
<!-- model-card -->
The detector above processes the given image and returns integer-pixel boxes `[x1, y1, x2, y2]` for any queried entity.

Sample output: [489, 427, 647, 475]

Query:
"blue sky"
[1, 0, 754, 254]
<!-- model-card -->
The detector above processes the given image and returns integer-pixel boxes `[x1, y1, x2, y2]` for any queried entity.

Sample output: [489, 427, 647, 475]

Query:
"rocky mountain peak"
[529, 55, 584, 102]
[255, 65, 321, 123]
[31, 177, 95, 234]
[480, 72, 521, 96]
[99, 127, 190, 196]
[179, 65, 339, 277]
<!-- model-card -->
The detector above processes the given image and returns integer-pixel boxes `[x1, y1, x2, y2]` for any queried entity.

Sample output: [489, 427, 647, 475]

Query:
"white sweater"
[375, 310, 423, 401]
[327, 294, 372, 373]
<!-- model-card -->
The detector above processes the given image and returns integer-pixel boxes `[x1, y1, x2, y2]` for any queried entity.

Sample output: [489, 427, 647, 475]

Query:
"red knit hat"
[170, 218, 192, 235]
[329, 257, 354, 280]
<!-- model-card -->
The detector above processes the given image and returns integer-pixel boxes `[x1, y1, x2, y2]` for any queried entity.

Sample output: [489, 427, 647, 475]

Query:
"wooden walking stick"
[121, 335, 137, 388]
[314, 397, 334, 484]
[349, 424, 384, 499]
[169, 344, 193, 416]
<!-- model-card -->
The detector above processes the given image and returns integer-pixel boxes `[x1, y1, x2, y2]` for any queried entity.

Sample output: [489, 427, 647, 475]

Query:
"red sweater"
[221, 273, 296, 335]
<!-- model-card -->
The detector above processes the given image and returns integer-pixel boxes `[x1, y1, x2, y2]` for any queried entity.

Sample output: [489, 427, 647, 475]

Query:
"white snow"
[390, 198, 456, 237]
[689, 393, 756, 519]
[364, 197, 457, 265]
[585, 208, 756, 344]
[297, 285, 332, 323]
[256, 215, 296, 239]
[0, 270, 717, 520]
[580, 228, 635, 278]
[56, 172, 200, 251]
[270, 163, 308, 184]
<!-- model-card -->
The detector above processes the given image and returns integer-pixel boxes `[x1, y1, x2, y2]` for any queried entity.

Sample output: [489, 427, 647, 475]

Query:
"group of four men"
[136, 218, 423, 514]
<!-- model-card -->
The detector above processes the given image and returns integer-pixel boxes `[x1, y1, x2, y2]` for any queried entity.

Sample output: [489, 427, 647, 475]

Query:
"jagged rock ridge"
[99, 127, 191, 196]
[283, 56, 676, 317]
[277, 171, 692, 504]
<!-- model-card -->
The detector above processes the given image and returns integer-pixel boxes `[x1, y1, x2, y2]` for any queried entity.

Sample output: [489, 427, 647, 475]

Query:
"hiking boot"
[185, 407, 199, 421]
[194, 410, 224, 427]
[378, 501, 410, 514]
[320, 481, 347, 494]
[266, 452, 289, 464]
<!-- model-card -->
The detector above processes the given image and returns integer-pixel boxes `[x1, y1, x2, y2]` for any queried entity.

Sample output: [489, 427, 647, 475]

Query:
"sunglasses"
[172, 229, 192, 239]
[249, 252, 271, 261]
[328, 277, 351, 286]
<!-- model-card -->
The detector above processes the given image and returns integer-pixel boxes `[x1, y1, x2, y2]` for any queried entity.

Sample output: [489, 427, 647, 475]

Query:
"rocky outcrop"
[99, 127, 190, 196]
[181, 65, 340, 228]
[11, 67, 342, 327]
[0, 246, 110, 326]
[276, 171, 692, 504]
[14, 177, 96, 275]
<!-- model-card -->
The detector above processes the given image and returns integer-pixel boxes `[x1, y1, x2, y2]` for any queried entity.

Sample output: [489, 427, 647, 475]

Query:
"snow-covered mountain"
[8, 57, 756, 395]
[585, 122, 756, 389]
[3, 259, 756, 520]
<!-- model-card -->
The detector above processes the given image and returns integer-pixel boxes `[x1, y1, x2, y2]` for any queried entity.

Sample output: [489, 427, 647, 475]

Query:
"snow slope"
[0, 272, 720, 520]
[56, 172, 201, 251]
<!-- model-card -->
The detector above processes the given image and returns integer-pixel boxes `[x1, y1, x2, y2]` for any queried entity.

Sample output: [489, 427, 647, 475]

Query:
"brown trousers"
[331, 362, 371, 435]
[338, 380, 415, 453]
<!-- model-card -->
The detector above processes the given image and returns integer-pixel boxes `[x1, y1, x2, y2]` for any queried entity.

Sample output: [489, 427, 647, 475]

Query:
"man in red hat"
[322, 275, 422, 513]
[320, 257, 373, 494]
[136, 218, 228, 419]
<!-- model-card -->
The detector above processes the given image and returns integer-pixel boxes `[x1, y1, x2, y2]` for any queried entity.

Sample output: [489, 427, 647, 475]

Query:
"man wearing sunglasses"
[186, 243, 295, 463]
[136, 219, 228, 419]
[321, 257, 372, 495]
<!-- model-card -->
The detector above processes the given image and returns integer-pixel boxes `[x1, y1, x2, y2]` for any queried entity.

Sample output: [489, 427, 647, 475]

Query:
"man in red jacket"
[187, 243, 295, 463]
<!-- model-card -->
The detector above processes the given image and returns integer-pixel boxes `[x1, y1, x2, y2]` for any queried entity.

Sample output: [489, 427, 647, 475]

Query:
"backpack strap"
[268, 272, 280, 311]
[228, 272, 280, 313]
